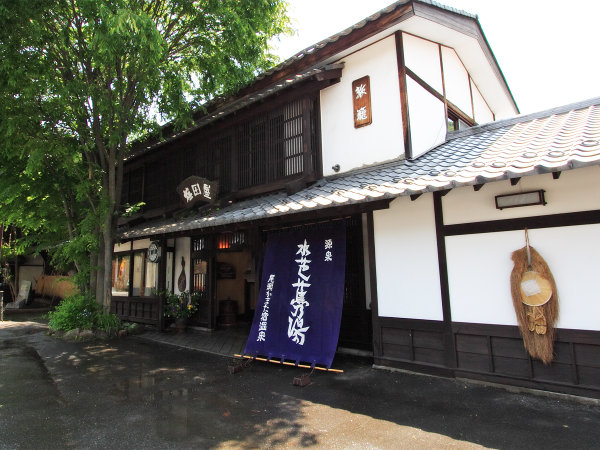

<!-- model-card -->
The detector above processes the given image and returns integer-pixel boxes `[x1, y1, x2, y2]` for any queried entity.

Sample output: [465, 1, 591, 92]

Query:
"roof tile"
[121, 98, 600, 239]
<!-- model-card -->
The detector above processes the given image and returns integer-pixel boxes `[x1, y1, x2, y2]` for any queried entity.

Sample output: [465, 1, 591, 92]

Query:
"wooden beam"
[473, 184, 484, 191]
[405, 67, 475, 127]
[232, 3, 414, 99]
[444, 209, 600, 237]
[439, 44, 449, 132]
[395, 31, 413, 160]
[438, 189, 451, 197]
[552, 171, 561, 180]
[510, 177, 521, 186]
[410, 193, 422, 201]
[314, 67, 343, 81]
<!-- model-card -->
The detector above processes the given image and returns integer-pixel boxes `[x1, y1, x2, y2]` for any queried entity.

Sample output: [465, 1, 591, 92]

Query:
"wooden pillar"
[208, 233, 217, 330]
[365, 211, 382, 358]
[433, 191, 457, 369]
[157, 238, 167, 330]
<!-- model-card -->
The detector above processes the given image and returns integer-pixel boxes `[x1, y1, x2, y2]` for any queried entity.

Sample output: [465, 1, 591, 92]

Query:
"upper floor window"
[121, 95, 320, 212]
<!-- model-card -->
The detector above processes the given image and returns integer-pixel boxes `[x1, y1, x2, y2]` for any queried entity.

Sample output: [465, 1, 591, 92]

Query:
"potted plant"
[162, 290, 201, 333]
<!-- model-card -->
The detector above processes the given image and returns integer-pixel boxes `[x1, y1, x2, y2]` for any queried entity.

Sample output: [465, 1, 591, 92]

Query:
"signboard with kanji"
[352, 75, 372, 128]
[176, 176, 218, 208]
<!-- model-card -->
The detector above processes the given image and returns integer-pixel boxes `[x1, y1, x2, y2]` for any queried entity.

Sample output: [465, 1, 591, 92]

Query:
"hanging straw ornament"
[510, 229, 559, 364]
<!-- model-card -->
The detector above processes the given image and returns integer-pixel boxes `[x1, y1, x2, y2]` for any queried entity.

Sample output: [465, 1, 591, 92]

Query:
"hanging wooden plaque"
[177, 176, 218, 208]
[352, 75, 372, 128]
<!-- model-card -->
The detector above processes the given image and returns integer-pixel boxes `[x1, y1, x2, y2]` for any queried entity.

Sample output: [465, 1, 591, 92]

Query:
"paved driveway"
[1, 317, 600, 449]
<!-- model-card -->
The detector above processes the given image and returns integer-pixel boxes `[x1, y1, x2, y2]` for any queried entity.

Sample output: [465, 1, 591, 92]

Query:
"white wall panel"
[321, 36, 403, 176]
[446, 225, 600, 331]
[114, 241, 131, 253]
[471, 80, 494, 124]
[174, 237, 190, 295]
[407, 78, 447, 159]
[446, 231, 520, 326]
[442, 167, 600, 225]
[374, 195, 443, 320]
[441, 46, 472, 117]
[132, 238, 151, 250]
[403, 33, 443, 93]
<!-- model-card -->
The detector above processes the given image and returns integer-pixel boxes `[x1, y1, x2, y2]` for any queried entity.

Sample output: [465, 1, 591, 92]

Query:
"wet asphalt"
[1, 316, 600, 449]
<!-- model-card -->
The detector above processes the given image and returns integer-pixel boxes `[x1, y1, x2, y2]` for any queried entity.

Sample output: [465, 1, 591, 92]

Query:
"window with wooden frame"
[447, 110, 459, 132]
[111, 250, 158, 297]
[447, 107, 474, 132]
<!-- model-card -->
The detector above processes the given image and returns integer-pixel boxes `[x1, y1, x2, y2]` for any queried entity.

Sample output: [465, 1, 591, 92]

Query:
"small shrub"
[95, 311, 121, 335]
[48, 294, 99, 331]
[47, 294, 122, 334]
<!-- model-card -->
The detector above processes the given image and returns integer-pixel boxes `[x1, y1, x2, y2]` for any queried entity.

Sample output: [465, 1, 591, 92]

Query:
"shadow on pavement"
[1, 318, 600, 448]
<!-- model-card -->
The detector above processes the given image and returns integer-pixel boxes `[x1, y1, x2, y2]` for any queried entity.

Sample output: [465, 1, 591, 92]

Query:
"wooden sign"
[217, 262, 236, 279]
[177, 176, 218, 208]
[352, 75, 372, 128]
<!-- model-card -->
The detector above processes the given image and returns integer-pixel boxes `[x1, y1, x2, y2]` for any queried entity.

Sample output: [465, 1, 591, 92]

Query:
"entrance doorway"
[215, 247, 256, 328]
[259, 215, 372, 352]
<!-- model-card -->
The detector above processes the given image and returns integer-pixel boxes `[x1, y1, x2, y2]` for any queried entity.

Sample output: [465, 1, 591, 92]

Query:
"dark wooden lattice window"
[128, 94, 319, 212]
[283, 99, 304, 176]
[144, 160, 165, 210]
[216, 231, 246, 251]
[128, 168, 144, 205]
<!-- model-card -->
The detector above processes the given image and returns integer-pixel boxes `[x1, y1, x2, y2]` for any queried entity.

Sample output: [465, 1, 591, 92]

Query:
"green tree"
[0, 0, 290, 307]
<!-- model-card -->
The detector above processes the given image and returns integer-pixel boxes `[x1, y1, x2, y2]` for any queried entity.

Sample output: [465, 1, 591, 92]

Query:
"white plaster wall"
[441, 46, 472, 118]
[446, 225, 600, 331]
[321, 36, 404, 176]
[19, 266, 43, 289]
[114, 241, 131, 253]
[471, 80, 494, 124]
[132, 238, 151, 250]
[374, 194, 443, 320]
[442, 166, 600, 225]
[407, 78, 447, 159]
[174, 237, 190, 295]
[403, 33, 442, 94]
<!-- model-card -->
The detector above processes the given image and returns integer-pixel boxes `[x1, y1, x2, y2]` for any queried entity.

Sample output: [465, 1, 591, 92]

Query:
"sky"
[271, 0, 600, 115]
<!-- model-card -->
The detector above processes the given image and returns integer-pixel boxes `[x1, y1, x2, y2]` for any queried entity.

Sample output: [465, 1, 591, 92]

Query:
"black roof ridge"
[447, 96, 600, 141]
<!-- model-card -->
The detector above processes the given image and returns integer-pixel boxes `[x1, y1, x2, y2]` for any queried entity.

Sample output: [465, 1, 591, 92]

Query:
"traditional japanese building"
[113, 0, 600, 398]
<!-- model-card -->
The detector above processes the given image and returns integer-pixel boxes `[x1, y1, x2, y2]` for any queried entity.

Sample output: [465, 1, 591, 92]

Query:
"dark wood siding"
[374, 318, 600, 398]
[376, 318, 449, 375]
[111, 297, 161, 325]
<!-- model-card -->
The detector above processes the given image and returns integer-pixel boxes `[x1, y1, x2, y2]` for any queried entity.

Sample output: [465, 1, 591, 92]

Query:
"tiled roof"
[120, 97, 600, 239]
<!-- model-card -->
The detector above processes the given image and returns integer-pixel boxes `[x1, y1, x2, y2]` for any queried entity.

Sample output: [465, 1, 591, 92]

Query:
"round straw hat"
[520, 270, 552, 306]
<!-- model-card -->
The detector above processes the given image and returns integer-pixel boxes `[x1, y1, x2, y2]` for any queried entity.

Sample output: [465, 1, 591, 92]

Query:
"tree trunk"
[95, 242, 104, 306]
[102, 216, 113, 311]
[89, 250, 97, 299]
[101, 157, 118, 311]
